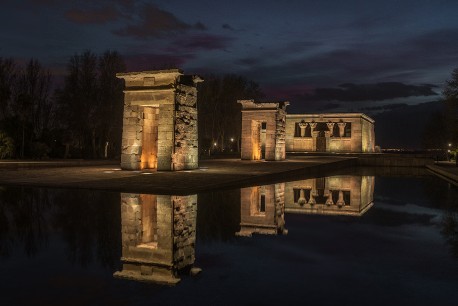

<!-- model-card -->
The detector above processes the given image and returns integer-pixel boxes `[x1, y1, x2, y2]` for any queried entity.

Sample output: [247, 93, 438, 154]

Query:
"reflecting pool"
[1, 174, 458, 305]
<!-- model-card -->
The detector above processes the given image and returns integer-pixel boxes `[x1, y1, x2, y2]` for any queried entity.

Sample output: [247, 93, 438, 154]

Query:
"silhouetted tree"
[0, 58, 16, 120]
[198, 74, 263, 155]
[97, 51, 126, 158]
[443, 68, 458, 146]
[422, 111, 448, 150]
[11, 59, 52, 158]
[57, 50, 125, 158]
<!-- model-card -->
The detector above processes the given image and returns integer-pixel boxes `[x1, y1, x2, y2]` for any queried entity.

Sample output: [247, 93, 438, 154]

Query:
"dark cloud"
[222, 23, 235, 31]
[167, 34, 233, 52]
[64, 7, 120, 24]
[300, 83, 438, 102]
[113, 4, 206, 38]
[361, 103, 408, 111]
[124, 53, 195, 71]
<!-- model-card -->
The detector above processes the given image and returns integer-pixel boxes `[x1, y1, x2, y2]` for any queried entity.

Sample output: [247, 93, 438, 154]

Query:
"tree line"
[0, 51, 262, 159]
[423, 68, 458, 152]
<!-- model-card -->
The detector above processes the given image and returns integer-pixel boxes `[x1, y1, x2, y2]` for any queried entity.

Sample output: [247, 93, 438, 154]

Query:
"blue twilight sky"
[1, 0, 458, 112]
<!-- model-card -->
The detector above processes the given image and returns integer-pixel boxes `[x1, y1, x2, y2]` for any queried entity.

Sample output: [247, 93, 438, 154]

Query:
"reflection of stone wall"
[115, 193, 197, 285]
[117, 70, 202, 171]
[284, 176, 374, 216]
[237, 183, 286, 236]
[239, 100, 289, 161]
[285, 113, 375, 153]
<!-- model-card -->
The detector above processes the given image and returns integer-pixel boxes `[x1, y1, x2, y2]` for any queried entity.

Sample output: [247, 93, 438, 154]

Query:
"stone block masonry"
[238, 100, 289, 161]
[117, 70, 203, 171]
[115, 193, 198, 284]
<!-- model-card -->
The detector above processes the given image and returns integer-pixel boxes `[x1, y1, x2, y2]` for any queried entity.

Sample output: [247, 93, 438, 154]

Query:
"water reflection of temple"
[236, 184, 287, 237]
[237, 176, 374, 236]
[285, 176, 374, 216]
[114, 193, 198, 285]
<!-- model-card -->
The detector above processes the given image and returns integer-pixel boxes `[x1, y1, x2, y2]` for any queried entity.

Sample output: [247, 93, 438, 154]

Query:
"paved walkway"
[426, 161, 458, 186]
[0, 157, 356, 194]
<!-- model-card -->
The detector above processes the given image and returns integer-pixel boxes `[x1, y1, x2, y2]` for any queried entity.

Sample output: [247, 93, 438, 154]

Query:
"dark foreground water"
[1, 174, 458, 306]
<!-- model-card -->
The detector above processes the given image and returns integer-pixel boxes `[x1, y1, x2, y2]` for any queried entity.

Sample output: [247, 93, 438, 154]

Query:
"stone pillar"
[309, 122, 317, 132]
[238, 100, 289, 161]
[325, 192, 333, 206]
[117, 70, 203, 171]
[336, 190, 345, 206]
[298, 122, 308, 137]
[326, 122, 335, 135]
[298, 189, 306, 205]
[338, 122, 346, 137]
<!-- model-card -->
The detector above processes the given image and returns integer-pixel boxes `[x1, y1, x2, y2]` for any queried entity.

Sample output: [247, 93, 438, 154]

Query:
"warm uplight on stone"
[286, 113, 375, 153]
[114, 193, 198, 285]
[236, 183, 287, 236]
[285, 176, 375, 216]
[117, 69, 203, 171]
[238, 100, 289, 161]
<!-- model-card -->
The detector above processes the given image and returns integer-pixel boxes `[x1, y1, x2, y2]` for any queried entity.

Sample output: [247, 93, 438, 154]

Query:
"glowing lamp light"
[230, 138, 234, 142]
[449, 143, 452, 147]
[214, 142, 217, 146]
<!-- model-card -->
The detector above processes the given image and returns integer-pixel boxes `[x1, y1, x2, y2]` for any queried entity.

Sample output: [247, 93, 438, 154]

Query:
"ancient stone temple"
[114, 193, 198, 285]
[117, 69, 203, 171]
[284, 175, 374, 216]
[236, 183, 287, 237]
[285, 113, 375, 153]
[238, 100, 289, 161]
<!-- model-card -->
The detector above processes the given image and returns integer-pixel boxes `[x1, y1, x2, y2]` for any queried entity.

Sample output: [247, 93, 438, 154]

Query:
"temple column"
[325, 192, 333, 206]
[338, 122, 346, 137]
[298, 189, 306, 205]
[336, 190, 345, 207]
[326, 122, 335, 134]
[298, 122, 308, 137]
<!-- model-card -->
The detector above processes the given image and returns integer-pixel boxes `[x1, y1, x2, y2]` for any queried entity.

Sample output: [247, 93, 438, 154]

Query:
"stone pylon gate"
[238, 100, 289, 161]
[117, 70, 203, 171]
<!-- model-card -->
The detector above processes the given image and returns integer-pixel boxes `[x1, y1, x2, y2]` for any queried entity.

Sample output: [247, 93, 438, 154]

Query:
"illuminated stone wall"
[285, 113, 375, 153]
[238, 100, 289, 161]
[117, 70, 202, 171]
[236, 183, 286, 236]
[114, 193, 197, 285]
[284, 176, 374, 216]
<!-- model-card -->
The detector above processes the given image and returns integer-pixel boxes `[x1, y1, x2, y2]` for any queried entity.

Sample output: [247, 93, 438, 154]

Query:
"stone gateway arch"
[117, 70, 203, 171]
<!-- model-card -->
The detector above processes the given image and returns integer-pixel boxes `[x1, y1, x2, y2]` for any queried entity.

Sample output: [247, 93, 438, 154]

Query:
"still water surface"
[0, 174, 458, 305]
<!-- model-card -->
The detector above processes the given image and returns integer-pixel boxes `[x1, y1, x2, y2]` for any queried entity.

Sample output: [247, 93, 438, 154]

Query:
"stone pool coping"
[0, 156, 357, 195]
[426, 162, 458, 186]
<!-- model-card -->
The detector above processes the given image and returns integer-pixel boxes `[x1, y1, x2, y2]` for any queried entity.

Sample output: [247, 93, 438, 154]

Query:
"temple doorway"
[141, 107, 159, 169]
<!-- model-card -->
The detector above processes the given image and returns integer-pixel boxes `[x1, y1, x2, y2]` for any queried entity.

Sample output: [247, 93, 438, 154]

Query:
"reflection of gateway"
[114, 193, 198, 285]
[237, 183, 287, 237]
[285, 176, 375, 216]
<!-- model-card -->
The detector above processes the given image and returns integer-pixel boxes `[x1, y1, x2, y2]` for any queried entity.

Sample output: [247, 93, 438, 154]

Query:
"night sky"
[2, 0, 458, 113]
